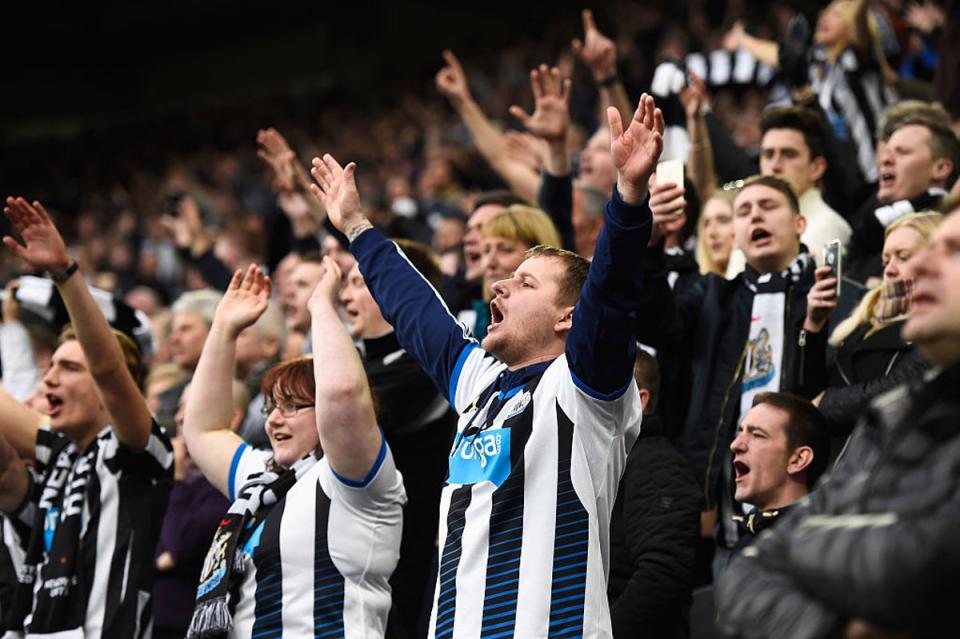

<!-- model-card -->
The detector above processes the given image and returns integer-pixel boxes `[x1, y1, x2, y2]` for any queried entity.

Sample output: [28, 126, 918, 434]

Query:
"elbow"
[316, 380, 369, 410]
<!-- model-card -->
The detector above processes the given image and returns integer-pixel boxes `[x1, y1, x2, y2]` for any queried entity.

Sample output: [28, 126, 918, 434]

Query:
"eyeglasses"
[261, 401, 314, 418]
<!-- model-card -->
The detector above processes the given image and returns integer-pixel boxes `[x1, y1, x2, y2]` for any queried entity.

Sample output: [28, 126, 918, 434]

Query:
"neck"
[505, 347, 564, 372]
[759, 483, 808, 512]
[919, 342, 960, 370]
[70, 418, 109, 450]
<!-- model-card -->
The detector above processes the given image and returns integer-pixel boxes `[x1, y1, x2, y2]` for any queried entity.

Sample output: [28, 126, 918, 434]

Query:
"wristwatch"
[50, 259, 79, 284]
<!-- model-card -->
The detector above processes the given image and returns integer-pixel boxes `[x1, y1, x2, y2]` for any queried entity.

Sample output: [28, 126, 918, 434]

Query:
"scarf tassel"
[186, 597, 232, 639]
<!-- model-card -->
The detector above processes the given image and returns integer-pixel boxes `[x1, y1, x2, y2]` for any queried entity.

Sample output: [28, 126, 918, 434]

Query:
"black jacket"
[608, 415, 701, 639]
[635, 248, 815, 506]
[717, 363, 960, 638]
[791, 319, 930, 436]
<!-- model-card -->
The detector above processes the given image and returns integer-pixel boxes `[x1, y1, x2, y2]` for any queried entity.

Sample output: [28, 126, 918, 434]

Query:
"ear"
[553, 305, 575, 335]
[794, 212, 807, 239]
[809, 156, 827, 184]
[932, 158, 954, 186]
[787, 445, 814, 476]
[638, 388, 650, 413]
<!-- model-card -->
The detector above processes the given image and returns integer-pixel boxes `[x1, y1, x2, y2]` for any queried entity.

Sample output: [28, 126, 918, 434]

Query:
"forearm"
[0, 321, 41, 401]
[183, 322, 244, 494]
[56, 270, 151, 449]
[600, 81, 633, 126]
[685, 112, 718, 198]
[309, 299, 379, 480]
[741, 34, 780, 69]
[537, 173, 575, 251]
[456, 98, 510, 169]
[350, 228, 475, 402]
[180, 247, 234, 291]
[566, 188, 651, 396]
[0, 386, 42, 459]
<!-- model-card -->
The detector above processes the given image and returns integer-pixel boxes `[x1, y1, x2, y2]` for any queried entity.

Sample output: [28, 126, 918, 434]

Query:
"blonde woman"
[792, 211, 942, 434]
[466, 205, 562, 339]
[695, 191, 736, 277]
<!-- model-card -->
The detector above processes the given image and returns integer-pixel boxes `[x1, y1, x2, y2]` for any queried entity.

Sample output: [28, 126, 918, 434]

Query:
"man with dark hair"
[637, 174, 815, 564]
[759, 106, 852, 255]
[608, 350, 700, 639]
[729, 392, 829, 555]
[718, 199, 960, 638]
[848, 103, 960, 281]
[311, 94, 663, 638]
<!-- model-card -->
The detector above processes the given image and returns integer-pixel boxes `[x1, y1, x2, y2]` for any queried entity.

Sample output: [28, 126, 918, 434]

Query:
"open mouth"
[46, 394, 64, 418]
[750, 228, 772, 244]
[733, 460, 751, 481]
[272, 432, 292, 443]
[879, 171, 895, 190]
[489, 300, 505, 329]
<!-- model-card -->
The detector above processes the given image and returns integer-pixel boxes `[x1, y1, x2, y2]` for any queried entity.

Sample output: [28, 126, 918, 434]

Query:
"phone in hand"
[822, 239, 843, 298]
[656, 159, 684, 189]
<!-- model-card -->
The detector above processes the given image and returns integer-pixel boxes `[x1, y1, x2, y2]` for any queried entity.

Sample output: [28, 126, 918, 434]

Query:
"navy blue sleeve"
[537, 173, 575, 251]
[566, 187, 651, 399]
[350, 228, 476, 403]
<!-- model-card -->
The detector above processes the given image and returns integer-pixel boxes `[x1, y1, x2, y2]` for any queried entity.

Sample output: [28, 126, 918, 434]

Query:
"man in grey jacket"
[717, 195, 960, 638]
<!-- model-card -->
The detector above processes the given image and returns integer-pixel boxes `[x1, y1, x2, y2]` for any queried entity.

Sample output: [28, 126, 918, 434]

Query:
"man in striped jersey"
[310, 94, 664, 639]
[0, 196, 173, 638]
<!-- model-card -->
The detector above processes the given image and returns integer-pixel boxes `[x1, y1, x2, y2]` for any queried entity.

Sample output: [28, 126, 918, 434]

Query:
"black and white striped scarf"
[186, 452, 319, 639]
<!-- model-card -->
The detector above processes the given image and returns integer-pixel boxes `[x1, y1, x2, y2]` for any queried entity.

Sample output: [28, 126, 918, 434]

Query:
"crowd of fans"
[1, 0, 959, 637]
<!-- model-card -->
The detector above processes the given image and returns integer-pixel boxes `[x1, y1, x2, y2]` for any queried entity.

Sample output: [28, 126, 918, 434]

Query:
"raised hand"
[2, 197, 71, 274]
[607, 94, 665, 205]
[307, 256, 342, 311]
[256, 128, 297, 193]
[435, 50, 472, 107]
[803, 266, 838, 333]
[503, 131, 546, 173]
[161, 195, 208, 254]
[680, 70, 710, 120]
[572, 9, 616, 81]
[309, 154, 365, 237]
[214, 264, 272, 338]
[722, 20, 746, 52]
[508, 65, 571, 145]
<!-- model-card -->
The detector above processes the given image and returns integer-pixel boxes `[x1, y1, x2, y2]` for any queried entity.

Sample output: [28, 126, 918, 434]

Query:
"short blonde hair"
[481, 205, 562, 250]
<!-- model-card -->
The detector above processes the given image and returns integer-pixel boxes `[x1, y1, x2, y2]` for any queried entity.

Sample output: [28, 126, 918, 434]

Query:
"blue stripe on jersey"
[251, 496, 285, 639]
[568, 368, 632, 401]
[228, 442, 249, 501]
[330, 434, 387, 488]
[313, 484, 345, 637]
[548, 406, 587, 639]
[480, 474, 524, 637]
[448, 342, 477, 407]
[434, 486, 472, 639]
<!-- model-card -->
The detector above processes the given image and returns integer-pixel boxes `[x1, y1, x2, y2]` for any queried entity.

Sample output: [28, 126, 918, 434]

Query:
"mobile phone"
[822, 239, 843, 298]
[656, 159, 684, 189]
[163, 192, 186, 217]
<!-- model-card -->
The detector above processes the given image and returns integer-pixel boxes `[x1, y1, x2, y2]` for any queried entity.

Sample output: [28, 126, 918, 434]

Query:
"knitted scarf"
[9, 440, 99, 637]
[876, 278, 913, 323]
[186, 453, 319, 639]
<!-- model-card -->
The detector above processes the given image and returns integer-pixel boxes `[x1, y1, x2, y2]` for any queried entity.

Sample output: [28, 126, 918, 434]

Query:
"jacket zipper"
[798, 329, 807, 387]
[703, 341, 749, 505]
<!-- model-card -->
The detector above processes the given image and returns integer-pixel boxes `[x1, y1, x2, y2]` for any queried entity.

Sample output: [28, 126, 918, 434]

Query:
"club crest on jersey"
[448, 428, 511, 487]
[502, 390, 532, 421]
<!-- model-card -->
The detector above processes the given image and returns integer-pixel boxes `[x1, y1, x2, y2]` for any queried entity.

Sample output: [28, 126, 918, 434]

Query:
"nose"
[730, 431, 747, 454]
[490, 278, 508, 298]
[42, 365, 58, 387]
[884, 259, 899, 281]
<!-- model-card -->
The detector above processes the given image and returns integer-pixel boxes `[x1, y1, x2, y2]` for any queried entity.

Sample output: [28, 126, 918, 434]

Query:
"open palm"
[309, 154, 361, 233]
[608, 94, 664, 202]
[509, 65, 570, 144]
[2, 197, 70, 272]
[215, 264, 272, 336]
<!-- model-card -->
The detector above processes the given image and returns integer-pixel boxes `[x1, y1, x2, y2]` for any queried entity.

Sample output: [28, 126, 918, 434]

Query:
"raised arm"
[723, 20, 780, 69]
[679, 71, 718, 199]
[307, 257, 381, 481]
[184, 264, 270, 496]
[310, 155, 483, 406]
[3, 196, 152, 451]
[0, 386, 45, 459]
[572, 9, 633, 125]
[565, 96, 660, 397]
[256, 127, 328, 241]
[436, 50, 540, 203]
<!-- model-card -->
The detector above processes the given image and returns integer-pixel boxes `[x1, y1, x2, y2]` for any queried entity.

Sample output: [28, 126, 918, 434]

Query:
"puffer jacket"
[607, 415, 701, 639]
[635, 246, 815, 507]
[716, 363, 960, 639]
[790, 319, 930, 436]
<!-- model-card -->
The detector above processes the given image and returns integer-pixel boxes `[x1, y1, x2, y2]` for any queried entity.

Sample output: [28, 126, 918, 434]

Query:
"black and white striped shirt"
[21, 422, 172, 638]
